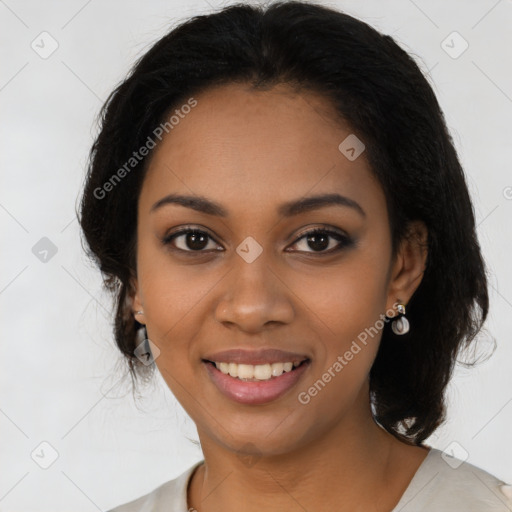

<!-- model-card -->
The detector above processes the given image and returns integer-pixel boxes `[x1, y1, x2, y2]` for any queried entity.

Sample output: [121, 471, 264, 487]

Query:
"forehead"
[140, 82, 385, 220]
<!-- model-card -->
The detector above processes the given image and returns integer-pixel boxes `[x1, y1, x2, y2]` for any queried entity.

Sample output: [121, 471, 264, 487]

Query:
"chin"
[201, 411, 320, 459]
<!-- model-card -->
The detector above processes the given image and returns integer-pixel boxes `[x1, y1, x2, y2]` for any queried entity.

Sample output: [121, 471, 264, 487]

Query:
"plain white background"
[1, 0, 511, 510]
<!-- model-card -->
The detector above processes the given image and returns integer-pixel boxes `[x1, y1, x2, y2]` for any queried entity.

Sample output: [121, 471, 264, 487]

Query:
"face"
[132, 82, 426, 457]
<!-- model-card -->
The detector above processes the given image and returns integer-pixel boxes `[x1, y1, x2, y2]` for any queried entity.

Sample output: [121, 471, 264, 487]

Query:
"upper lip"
[203, 348, 310, 365]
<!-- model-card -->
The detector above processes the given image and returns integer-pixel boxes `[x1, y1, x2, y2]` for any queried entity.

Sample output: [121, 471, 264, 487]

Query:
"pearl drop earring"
[391, 302, 410, 335]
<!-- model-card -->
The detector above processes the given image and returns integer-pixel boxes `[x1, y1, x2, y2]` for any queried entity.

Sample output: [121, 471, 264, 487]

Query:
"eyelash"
[161, 225, 354, 256]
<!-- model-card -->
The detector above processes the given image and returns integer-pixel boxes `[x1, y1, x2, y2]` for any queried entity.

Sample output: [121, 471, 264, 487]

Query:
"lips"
[202, 348, 311, 405]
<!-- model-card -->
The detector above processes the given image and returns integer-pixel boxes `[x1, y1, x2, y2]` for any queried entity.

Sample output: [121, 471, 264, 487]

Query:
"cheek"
[291, 251, 390, 399]
[295, 254, 389, 346]
[135, 236, 219, 363]
[294, 276, 383, 419]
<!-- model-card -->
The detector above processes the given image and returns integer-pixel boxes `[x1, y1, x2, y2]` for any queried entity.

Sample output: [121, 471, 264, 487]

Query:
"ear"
[385, 220, 428, 314]
[129, 275, 146, 325]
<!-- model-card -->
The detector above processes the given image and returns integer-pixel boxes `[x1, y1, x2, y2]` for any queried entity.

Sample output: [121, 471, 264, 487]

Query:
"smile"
[203, 358, 311, 405]
[211, 360, 306, 381]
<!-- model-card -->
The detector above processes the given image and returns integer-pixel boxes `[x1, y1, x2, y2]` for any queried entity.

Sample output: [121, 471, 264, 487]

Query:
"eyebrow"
[150, 192, 366, 218]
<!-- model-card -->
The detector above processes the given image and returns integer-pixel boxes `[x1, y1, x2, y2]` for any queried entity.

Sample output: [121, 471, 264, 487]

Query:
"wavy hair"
[79, 0, 490, 444]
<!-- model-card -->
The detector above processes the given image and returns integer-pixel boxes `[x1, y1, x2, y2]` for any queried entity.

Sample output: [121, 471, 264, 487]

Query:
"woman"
[79, 1, 511, 510]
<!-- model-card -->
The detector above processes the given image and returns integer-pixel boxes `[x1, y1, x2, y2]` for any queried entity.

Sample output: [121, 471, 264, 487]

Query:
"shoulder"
[107, 460, 203, 512]
[394, 447, 512, 511]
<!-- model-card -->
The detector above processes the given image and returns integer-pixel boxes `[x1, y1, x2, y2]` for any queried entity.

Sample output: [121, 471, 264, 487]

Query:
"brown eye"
[288, 228, 353, 254]
[163, 228, 221, 252]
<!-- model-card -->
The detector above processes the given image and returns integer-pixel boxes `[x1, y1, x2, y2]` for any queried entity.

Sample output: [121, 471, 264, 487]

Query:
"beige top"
[108, 448, 512, 511]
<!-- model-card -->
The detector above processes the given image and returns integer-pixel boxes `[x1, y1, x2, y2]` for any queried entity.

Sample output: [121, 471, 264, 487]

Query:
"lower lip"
[203, 361, 310, 405]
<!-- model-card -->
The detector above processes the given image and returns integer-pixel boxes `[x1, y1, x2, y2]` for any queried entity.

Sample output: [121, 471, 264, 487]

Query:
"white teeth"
[254, 364, 272, 380]
[237, 364, 254, 379]
[271, 362, 284, 377]
[228, 362, 238, 378]
[213, 360, 304, 381]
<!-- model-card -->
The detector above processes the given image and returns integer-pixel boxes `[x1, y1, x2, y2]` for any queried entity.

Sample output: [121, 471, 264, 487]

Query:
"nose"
[214, 252, 295, 334]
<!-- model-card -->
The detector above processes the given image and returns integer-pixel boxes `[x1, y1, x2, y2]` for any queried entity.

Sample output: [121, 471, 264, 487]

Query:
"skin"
[131, 82, 429, 512]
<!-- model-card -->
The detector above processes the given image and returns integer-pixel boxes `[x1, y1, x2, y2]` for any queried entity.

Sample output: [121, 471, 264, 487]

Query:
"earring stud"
[391, 302, 410, 335]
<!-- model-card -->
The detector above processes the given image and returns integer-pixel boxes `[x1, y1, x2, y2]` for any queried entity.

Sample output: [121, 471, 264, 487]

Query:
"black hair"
[79, 0, 490, 445]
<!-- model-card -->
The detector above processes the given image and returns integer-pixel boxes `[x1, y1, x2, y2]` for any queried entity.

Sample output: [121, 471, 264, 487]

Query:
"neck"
[188, 389, 428, 512]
